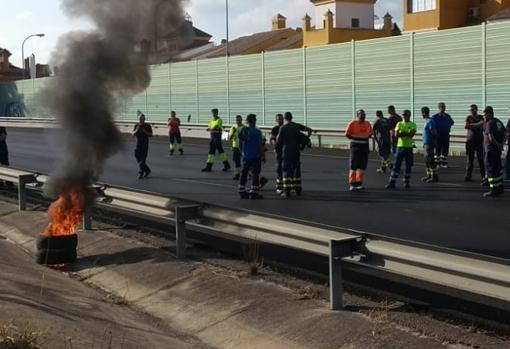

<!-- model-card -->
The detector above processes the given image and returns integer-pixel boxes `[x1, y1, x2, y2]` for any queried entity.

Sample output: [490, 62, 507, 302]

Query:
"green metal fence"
[4, 21, 510, 135]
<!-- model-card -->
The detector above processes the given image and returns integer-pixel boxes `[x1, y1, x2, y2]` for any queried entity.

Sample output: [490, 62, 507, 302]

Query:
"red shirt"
[168, 117, 181, 134]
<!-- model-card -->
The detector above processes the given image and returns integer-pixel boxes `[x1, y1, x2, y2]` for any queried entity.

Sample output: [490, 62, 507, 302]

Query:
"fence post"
[168, 63, 172, 119]
[226, 55, 231, 124]
[144, 86, 148, 116]
[261, 52, 266, 126]
[410, 32, 415, 120]
[481, 22, 487, 108]
[196, 60, 200, 123]
[303, 47, 308, 126]
[351, 40, 356, 118]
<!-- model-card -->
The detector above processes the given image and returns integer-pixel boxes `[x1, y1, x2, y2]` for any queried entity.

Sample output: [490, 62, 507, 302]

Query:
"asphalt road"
[5, 128, 510, 259]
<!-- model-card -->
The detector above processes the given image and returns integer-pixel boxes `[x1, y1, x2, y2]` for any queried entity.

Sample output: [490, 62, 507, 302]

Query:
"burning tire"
[36, 235, 78, 265]
[36, 234, 78, 250]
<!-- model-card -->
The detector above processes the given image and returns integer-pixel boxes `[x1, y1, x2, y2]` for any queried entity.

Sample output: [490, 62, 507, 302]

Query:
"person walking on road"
[238, 114, 265, 200]
[482, 106, 507, 197]
[421, 106, 439, 183]
[270, 114, 284, 193]
[167, 111, 184, 156]
[0, 127, 9, 167]
[345, 110, 372, 191]
[373, 110, 392, 174]
[202, 109, 231, 172]
[388, 105, 402, 155]
[386, 110, 417, 190]
[464, 104, 485, 183]
[432, 102, 454, 168]
[230, 115, 245, 180]
[133, 113, 153, 179]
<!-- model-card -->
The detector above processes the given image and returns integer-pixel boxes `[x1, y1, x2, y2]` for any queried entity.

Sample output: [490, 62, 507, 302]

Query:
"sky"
[1, 0, 402, 66]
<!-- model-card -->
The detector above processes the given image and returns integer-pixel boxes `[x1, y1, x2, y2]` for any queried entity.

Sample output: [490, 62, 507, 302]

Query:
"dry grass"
[0, 323, 45, 349]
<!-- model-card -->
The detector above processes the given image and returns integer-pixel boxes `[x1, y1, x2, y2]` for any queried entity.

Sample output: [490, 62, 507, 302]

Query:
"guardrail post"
[175, 205, 200, 259]
[82, 209, 92, 231]
[329, 239, 358, 310]
[18, 181, 26, 211]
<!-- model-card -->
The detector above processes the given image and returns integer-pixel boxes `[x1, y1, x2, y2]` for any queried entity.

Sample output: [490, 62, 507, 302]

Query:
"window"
[409, 0, 436, 13]
[351, 18, 360, 28]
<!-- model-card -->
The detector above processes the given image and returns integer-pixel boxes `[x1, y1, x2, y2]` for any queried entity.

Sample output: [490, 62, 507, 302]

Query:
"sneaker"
[259, 177, 268, 189]
[464, 175, 472, 182]
[440, 164, 448, 169]
[404, 182, 411, 189]
[239, 192, 249, 199]
[201, 167, 212, 172]
[385, 182, 396, 190]
[280, 192, 290, 199]
[138, 172, 144, 179]
[179, 149, 184, 155]
[276, 189, 283, 195]
[222, 166, 231, 172]
[349, 185, 356, 192]
[233, 174, 240, 181]
[143, 169, 151, 178]
[376, 168, 384, 174]
[356, 185, 365, 190]
[421, 176, 431, 182]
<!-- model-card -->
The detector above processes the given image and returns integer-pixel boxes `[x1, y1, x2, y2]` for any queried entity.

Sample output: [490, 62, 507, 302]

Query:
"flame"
[42, 188, 86, 237]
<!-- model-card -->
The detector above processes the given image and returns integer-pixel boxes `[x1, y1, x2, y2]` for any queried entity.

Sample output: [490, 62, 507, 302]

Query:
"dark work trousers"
[169, 132, 182, 145]
[206, 135, 228, 165]
[466, 140, 485, 179]
[275, 149, 283, 191]
[505, 147, 510, 180]
[390, 147, 414, 184]
[424, 144, 437, 178]
[435, 133, 450, 166]
[377, 140, 392, 170]
[391, 136, 398, 154]
[0, 152, 9, 166]
[239, 158, 262, 194]
[350, 143, 369, 171]
[282, 149, 301, 194]
[485, 149, 504, 193]
[135, 146, 151, 174]
[233, 148, 241, 169]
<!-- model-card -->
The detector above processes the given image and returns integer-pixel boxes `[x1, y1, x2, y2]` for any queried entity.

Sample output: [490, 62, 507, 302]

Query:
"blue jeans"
[390, 147, 414, 183]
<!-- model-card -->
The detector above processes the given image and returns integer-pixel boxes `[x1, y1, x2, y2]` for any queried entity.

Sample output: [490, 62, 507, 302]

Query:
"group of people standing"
[132, 103, 509, 198]
[200, 109, 311, 199]
[348, 103, 509, 197]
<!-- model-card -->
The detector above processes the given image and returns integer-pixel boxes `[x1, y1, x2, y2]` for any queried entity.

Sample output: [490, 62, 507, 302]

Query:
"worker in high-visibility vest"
[230, 115, 245, 180]
[345, 109, 373, 191]
[201, 109, 231, 172]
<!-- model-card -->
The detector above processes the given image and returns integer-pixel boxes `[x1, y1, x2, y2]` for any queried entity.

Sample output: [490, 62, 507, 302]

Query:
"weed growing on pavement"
[0, 323, 45, 349]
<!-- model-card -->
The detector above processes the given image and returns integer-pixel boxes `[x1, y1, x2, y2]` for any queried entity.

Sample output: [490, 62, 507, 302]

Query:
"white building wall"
[314, 1, 375, 29]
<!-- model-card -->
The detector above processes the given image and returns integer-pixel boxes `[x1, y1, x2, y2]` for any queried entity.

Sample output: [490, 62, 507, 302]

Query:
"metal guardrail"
[0, 117, 468, 148]
[4, 166, 509, 313]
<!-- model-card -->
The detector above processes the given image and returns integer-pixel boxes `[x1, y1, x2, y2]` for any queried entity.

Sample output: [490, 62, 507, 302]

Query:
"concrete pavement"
[4, 128, 510, 259]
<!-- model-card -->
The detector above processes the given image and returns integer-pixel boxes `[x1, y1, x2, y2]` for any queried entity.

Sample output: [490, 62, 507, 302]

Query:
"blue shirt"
[240, 127, 264, 160]
[432, 113, 454, 135]
[422, 118, 437, 146]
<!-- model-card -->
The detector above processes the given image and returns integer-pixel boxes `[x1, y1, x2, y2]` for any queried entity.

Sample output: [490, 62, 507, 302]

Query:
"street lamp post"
[21, 33, 45, 80]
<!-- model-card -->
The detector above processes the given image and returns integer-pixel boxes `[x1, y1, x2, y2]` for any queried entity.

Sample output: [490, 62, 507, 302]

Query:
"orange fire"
[42, 188, 86, 237]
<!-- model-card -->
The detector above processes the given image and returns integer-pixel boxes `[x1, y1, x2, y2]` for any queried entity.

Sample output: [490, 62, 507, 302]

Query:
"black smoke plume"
[41, 0, 183, 199]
